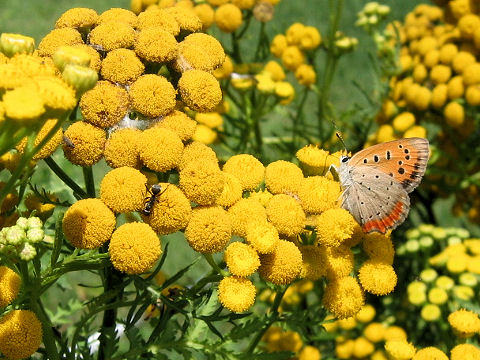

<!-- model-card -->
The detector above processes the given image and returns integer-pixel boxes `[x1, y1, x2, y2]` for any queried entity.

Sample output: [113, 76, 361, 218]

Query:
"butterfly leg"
[327, 164, 340, 182]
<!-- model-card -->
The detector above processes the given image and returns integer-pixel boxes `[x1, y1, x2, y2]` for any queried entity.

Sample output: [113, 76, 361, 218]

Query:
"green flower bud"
[406, 228, 420, 240]
[448, 236, 462, 246]
[19, 243, 37, 261]
[62, 64, 98, 97]
[363, 2, 379, 15]
[453, 285, 474, 300]
[27, 217, 43, 229]
[455, 228, 470, 239]
[0, 33, 35, 57]
[5, 226, 26, 245]
[53, 46, 91, 72]
[459, 273, 477, 287]
[367, 14, 379, 25]
[431, 228, 447, 240]
[43, 235, 54, 244]
[419, 236, 434, 249]
[405, 239, 420, 253]
[16, 217, 29, 230]
[420, 268, 438, 283]
[27, 228, 44, 243]
[418, 224, 435, 235]
[377, 5, 390, 16]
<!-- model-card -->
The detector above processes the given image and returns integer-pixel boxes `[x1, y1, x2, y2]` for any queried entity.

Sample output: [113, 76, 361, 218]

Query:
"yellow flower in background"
[358, 259, 397, 295]
[196, 112, 223, 128]
[0, 310, 43, 360]
[178, 70, 222, 112]
[450, 344, 480, 360]
[194, 3, 215, 29]
[420, 304, 441, 322]
[384, 326, 407, 341]
[164, 6, 202, 32]
[266, 194, 306, 237]
[264, 60, 286, 81]
[3, 86, 45, 122]
[216, 172, 243, 207]
[0, 266, 21, 307]
[63, 198, 116, 249]
[384, 340, 416, 360]
[156, 110, 197, 142]
[364, 322, 386, 343]
[16, 119, 63, 160]
[215, 4, 243, 33]
[295, 64, 316, 86]
[100, 48, 144, 85]
[286, 23, 305, 45]
[88, 21, 136, 51]
[265, 160, 303, 194]
[55, 7, 99, 30]
[100, 167, 147, 213]
[143, 183, 192, 234]
[139, 127, 184, 173]
[24, 192, 56, 220]
[275, 81, 295, 104]
[412, 347, 448, 360]
[281, 46, 305, 71]
[443, 101, 464, 128]
[316, 208, 356, 247]
[270, 34, 288, 57]
[245, 220, 279, 254]
[259, 239, 302, 285]
[213, 55, 234, 79]
[228, 198, 267, 237]
[448, 309, 480, 338]
[185, 206, 231, 253]
[180, 161, 224, 205]
[356, 304, 376, 323]
[392, 112, 415, 132]
[104, 128, 142, 169]
[137, 8, 180, 34]
[130, 74, 177, 118]
[224, 242, 260, 276]
[300, 26, 322, 50]
[223, 154, 265, 191]
[336, 339, 355, 359]
[218, 276, 256, 312]
[323, 276, 364, 319]
[63, 121, 106, 167]
[299, 245, 326, 280]
[96, 8, 138, 27]
[298, 345, 321, 360]
[37, 27, 83, 57]
[80, 81, 129, 128]
[193, 124, 217, 144]
[109, 222, 162, 274]
[353, 337, 375, 359]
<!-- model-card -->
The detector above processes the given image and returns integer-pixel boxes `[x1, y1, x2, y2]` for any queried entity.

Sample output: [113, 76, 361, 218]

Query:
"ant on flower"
[142, 184, 167, 216]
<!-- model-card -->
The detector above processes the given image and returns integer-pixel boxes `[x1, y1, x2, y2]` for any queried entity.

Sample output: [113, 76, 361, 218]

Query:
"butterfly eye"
[341, 156, 350, 163]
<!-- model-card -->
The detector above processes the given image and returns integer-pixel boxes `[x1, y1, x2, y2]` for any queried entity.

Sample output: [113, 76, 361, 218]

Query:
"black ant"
[142, 184, 166, 216]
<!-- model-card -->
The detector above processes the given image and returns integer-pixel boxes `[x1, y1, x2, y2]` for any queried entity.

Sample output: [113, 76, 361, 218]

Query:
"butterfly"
[337, 137, 430, 234]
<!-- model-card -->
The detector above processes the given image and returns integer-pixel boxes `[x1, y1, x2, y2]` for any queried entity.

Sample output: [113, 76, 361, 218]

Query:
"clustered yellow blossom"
[0, 310, 43, 359]
[262, 326, 321, 358]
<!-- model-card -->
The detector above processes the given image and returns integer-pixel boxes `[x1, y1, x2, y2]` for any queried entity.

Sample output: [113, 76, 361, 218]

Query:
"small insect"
[335, 137, 430, 234]
[142, 184, 164, 216]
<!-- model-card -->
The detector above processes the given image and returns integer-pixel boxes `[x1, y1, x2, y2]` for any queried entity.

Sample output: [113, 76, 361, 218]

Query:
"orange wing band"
[362, 201, 404, 234]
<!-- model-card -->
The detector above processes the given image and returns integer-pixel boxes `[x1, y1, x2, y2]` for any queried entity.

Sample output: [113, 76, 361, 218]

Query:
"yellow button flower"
[100, 48, 144, 85]
[286, 23, 305, 45]
[104, 128, 142, 169]
[137, 8, 180, 34]
[248, 189, 273, 207]
[178, 33, 225, 72]
[264, 60, 285, 81]
[324, 245, 354, 280]
[97, 8, 138, 27]
[218, 276, 256, 312]
[139, 127, 183, 172]
[100, 167, 147, 213]
[299, 245, 326, 280]
[295, 64, 316, 86]
[270, 34, 288, 58]
[142, 183, 192, 234]
[17, 119, 63, 160]
[89, 21, 136, 51]
[178, 141, 218, 171]
[281, 46, 305, 71]
[444, 101, 464, 128]
[63, 121, 106, 167]
[72, 44, 102, 71]
[223, 154, 265, 191]
[196, 112, 223, 129]
[192, 124, 217, 144]
[421, 304, 441, 322]
[55, 7, 99, 30]
[213, 55, 234, 79]
[412, 347, 448, 360]
[228, 198, 267, 237]
[364, 322, 386, 343]
[35, 76, 77, 112]
[258, 239, 303, 285]
[316, 208, 357, 247]
[37, 27, 83, 57]
[384, 340, 416, 360]
[300, 26, 322, 50]
[322, 276, 364, 319]
[353, 337, 375, 358]
[130, 74, 177, 118]
[450, 344, 480, 360]
[393, 112, 415, 132]
[358, 259, 397, 295]
[63, 198, 116, 249]
[356, 304, 376, 323]
[194, 4, 215, 29]
[245, 220, 279, 254]
[216, 172, 243, 207]
[178, 70, 222, 113]
[109, 222, 162, 274]
[362, 232, 394, 264]
[164, 6, 202, 32]
[215, 4, 242, 33]
[384, 326, 407, 341]
[224, 242, 260, 276]
[266, 194, 305, 237]
[3, 86, 45, 122]
[448, 309, 480, 338]
[185, 205, 231, 253]
[0, 266, 21, 307]
[80, 81, 129, 128]
[135, 27, 178, 63]
[180, 161, 225, 205]
[297, 176, 340, 214]
[265, 160, 303, 194]
[155, 110, 197, 142]
[0, 310, 43, 360]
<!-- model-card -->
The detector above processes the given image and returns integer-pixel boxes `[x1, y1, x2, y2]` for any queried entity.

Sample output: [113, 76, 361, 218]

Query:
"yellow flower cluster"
[0, 310, 43, 359]
[262, 326, 321, 359]
[373, 2, 480, 218]
[270, 22, 322, 87]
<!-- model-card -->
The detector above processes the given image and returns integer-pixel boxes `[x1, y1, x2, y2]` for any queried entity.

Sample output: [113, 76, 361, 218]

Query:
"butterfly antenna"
[336, 132, 348, 153]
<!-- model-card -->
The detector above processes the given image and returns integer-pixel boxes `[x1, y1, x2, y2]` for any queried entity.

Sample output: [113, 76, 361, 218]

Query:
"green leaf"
[239, 351, 294, 360]
[51, 210, 65, 267]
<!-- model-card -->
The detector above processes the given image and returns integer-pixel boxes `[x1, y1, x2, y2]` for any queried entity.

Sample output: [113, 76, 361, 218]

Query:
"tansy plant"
[0, 1, 479, 360]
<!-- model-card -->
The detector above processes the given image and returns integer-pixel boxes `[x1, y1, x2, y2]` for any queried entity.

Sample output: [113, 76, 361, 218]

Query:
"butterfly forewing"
[348, 138, 429, 193]
[342, 166, 411, 233]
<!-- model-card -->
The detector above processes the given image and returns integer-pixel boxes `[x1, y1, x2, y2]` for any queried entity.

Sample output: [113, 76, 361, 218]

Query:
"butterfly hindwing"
[341, 165, 411, 233]
[348, 138, 429, 193]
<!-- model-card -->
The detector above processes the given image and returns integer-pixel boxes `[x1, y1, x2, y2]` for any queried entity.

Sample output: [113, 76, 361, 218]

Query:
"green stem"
[83, 166, 96, 197]
[291, 88, 310, 153]
[203, 254, 229, 277]
[44, 157, 88, 198]
[254, 22, 266, 61]
[33, 300, 60, 360]
[246, 287, 289, 353]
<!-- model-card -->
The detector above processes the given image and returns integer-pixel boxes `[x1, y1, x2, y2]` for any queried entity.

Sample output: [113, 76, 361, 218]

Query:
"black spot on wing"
[398, 167, 405, 174]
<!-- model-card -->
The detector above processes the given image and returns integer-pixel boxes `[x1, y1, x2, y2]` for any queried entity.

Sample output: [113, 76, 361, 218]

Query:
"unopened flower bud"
[363, 2, 379, 15]
[43, 234, 54, 244]
[406, 228, 420, 240]
[27, 217, 43, 229]
[0, 33, 35, 57]
[405, 239, 419, 253]
[448, 236, 462, 246]
[255, 73, 276, 93]
[16, 217, 29, 230]
[377, 5, 390, 16]
[62, 64, 98, 96]
[5, 226, 26, 245]
[253, 1, 274, 22]
[355, 16, 369, 27]
[368, 14, 379, 25]
[419, 236, 433, 249]
[459, 273, 477, 287]
[19, 243, 37, 261]
[27, 228, 44, 243]
[335, 37, 358, 52]
[53, 46, 91, 72]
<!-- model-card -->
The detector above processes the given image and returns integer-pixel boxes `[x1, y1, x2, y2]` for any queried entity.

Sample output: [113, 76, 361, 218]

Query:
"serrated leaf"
[239, 351, 294, 360]
[228, 317, 265, 341]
